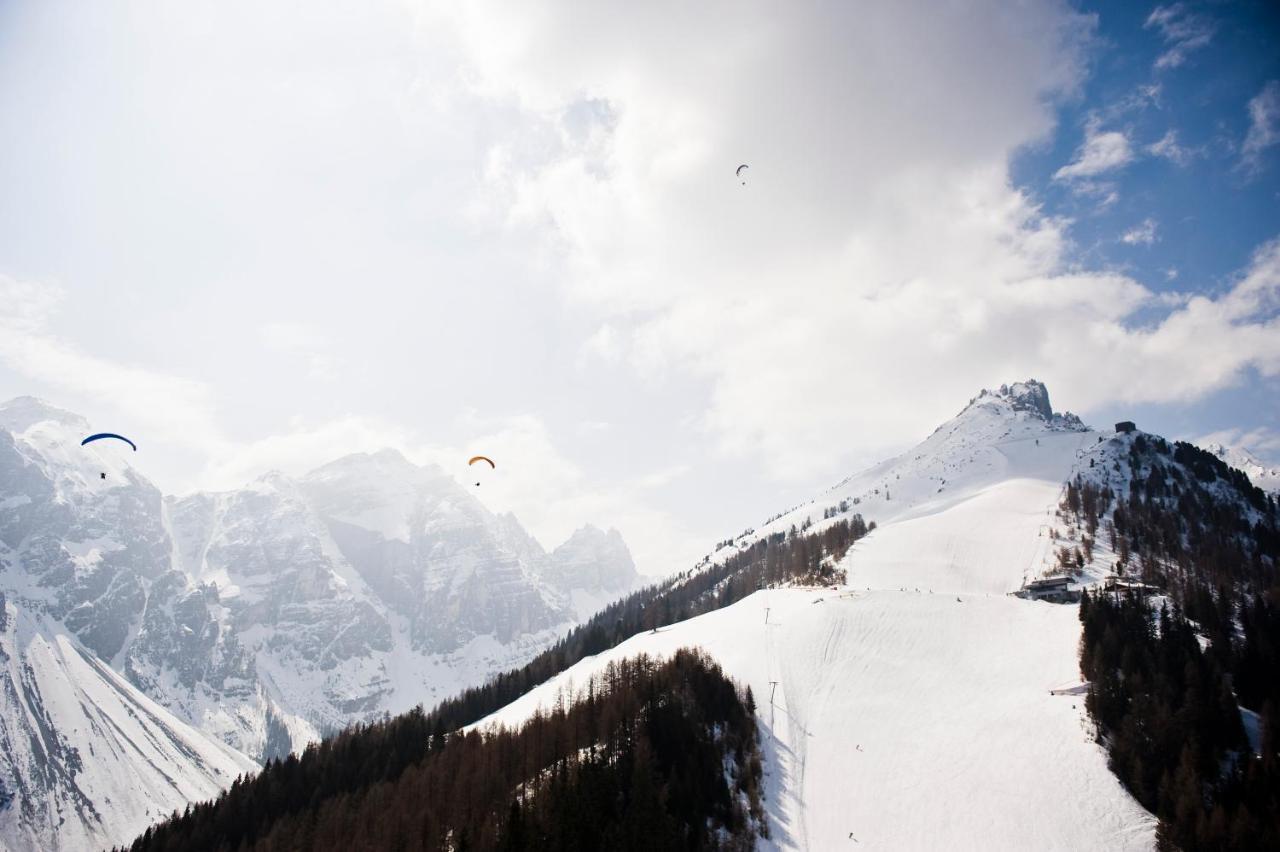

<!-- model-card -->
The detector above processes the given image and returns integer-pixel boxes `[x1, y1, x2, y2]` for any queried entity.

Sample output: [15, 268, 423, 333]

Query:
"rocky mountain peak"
[545, 524, 638, 594]
[964, 379, 1086, 431]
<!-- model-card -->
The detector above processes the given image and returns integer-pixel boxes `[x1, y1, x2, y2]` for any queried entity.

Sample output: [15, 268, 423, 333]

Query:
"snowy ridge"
[477, 380, 1159, 849]
[705, 380, 1092, 573]
[1198, 441, 1280, 495]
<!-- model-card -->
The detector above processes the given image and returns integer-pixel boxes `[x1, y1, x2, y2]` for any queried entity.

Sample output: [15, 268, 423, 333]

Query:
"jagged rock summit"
[961, 379, 1086, 431]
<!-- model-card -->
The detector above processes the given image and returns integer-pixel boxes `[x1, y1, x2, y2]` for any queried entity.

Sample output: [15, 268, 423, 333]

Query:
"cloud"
[1194, 427, 1280, 462]
[0, 275, 226, 450]
[196, 406, 702, 575]
[1148, 129, 1195, 166]
[1121, 218, 1159, 246]
[1071, 179, 1120, 211]
[1241, 80, 1280, 173]
[577, 323, 623, 367]
[196, 414, 415, 492]
[0, 268, 707, 574]
[1144, 4, 1215, 71]
[422, 1, 1280, 481]
[1054, 119, 1133, 181]
[259, 321, 343, 381]
[7, 0, 1277, 576]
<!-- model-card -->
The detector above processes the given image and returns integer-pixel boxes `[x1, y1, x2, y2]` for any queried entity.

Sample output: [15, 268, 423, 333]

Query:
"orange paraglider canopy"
[468, 455, 495, 469]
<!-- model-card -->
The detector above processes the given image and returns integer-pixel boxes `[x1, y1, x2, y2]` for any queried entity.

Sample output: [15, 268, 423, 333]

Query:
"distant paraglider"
[736, 164, 749, 185]
[468, 455, 495, 486]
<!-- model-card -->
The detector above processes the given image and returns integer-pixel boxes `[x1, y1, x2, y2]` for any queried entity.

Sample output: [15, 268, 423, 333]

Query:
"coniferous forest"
[123, 649, 764, 852]
[1072, 439, 1280, 850]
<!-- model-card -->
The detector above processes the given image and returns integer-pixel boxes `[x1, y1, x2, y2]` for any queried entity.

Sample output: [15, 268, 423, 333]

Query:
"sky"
[1, 0, 1278, 577]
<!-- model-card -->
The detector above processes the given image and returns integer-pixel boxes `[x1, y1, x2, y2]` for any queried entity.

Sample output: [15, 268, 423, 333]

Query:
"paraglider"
[468, 455, 495, 486]
[82, 433, 136, 483]
[81, 433, 137, 452]
[736, 164, 748, 185]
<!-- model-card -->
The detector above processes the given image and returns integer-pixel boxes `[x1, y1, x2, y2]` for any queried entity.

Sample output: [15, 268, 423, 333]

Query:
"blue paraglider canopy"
[81, 433, 137, 452]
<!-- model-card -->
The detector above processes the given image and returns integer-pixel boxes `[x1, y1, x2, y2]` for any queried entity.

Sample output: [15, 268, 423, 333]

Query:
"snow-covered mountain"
[542, 525, 639, 620]
[478, 380, 1162, 849]
[705, 379, 1094, 590]
[0, 396, 637, 850]
[1199, 441, 1280, 495]
[0, 597, 256, 852]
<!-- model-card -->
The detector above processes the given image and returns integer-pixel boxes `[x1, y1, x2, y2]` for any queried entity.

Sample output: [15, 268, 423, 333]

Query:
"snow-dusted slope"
[0, 598, 255, 852]
[709, 380, 1093, 567]
[1199, 441, 1280, 495]
[478, 381, 1158, 850]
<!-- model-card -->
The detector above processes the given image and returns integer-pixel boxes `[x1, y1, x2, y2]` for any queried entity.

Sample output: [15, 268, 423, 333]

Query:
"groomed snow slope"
[481, 589, 1154, 850]
[478, 383, 1157, 850]
[840, 477, 1061, 595]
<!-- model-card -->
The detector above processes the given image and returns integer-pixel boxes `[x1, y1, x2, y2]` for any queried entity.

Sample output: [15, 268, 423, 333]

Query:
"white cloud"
[0, 275, 227, 450]
[422, 1, 1280, 480]
[259, 321, 343, 381]
[1054, 119, 1134, 181]
[1148, 129, 1195, 166]
[0, 276, 64, 332]
[197, 407, 702, 575]
[1144, 4, 1215, 71]
[1242, 80, 1280, 173]
[197, 415, 413, 491]
[577, 323, 623, 367]
[260, 321, 328, 351]
[1121, 218, 1159, 246]
[1196, 427, 1280, 459]
[5, 1, 1278, 576]
[1071, 179, 1120, 211]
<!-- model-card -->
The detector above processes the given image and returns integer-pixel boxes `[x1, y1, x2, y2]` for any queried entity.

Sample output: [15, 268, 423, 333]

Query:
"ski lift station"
[1013, 576, 1079, 603]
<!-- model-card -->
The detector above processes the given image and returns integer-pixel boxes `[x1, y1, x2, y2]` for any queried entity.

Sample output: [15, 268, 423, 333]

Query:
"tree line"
[124, 649, 764, 852]
[418, 515, 866, 736]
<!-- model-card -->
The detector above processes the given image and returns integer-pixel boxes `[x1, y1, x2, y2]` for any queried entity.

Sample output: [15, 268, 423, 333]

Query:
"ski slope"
[480, 592, 1154, 850]
[478, 383, 1157, 849]
[841, 477, 1061, 595]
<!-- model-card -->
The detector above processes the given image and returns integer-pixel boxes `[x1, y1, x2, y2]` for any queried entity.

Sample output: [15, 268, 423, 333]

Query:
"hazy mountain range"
[0, 396, 637, 851]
